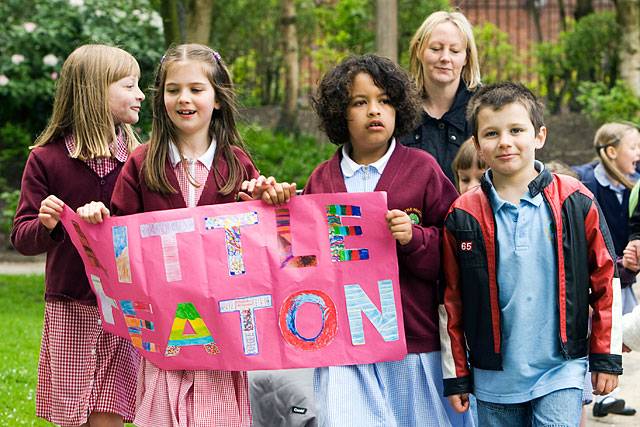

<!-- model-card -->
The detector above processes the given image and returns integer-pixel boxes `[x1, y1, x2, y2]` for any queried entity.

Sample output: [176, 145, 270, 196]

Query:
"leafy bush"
[0, 190, 20, 246]
[473, 23, 524, 84]
[577, 81, 640, 125]
[0, 0, 164, 189]
[534, 11, 621, 113]
[241, 124, 334, 187]
[0, 123, 31, 192]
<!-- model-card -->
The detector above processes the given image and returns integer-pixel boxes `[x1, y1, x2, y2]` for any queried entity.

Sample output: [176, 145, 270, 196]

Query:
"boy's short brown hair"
[466, 82, 545, 141]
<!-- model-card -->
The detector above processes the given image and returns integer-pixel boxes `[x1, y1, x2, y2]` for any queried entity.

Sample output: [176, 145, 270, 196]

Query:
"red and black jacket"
[439, 169, 623, 397]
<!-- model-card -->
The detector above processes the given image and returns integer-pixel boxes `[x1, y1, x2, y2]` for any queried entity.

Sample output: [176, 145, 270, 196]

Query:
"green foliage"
[533, 11, 621, 113]
[241, 124, 334, 187]
[0, 0, 164, 189]
[577, 81, 640, 125]
[0, 190, 20, 244]
[0, 123, 31, 192]
[0, 275, 47, 425]
[473, 23, 523, 84]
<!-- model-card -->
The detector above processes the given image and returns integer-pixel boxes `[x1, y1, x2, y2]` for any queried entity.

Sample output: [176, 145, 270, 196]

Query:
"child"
[10, 44, 144, 426]
[439, 82, 622, 426]
[305, 54, 471, 426]
[78, 43, 292, 427]
[451, 139, 486, 194]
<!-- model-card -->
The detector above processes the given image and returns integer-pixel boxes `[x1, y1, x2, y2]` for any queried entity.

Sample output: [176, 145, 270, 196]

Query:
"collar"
[423, 81, 473, 132]
[168, 138, 217, 171]
[65, 128, 128, 162]
[482, 160, 548, 209]
[594, 163, 626, 193]
[340, 138, 396, 178]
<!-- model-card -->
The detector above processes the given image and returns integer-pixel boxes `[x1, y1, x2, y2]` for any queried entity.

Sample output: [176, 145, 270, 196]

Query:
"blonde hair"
[594, 122, 640, 190]
[32, 44, 140, 159]
[409, 11, 481, 96]
[545, 160, 578, 179]
[451, 139, 486, 191]
[144, 44, 253, 196]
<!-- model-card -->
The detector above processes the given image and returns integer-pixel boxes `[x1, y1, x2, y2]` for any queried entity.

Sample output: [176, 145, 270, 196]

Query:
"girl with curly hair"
[305, 54, 472, 426]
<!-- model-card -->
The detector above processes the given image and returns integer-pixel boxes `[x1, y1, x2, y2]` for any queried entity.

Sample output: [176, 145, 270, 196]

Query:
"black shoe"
[593, 398, 627, 417]
[609, 404, 637, 416]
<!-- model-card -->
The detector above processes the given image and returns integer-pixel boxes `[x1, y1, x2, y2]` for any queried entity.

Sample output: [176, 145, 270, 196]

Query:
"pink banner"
[60, 192, 406, 370]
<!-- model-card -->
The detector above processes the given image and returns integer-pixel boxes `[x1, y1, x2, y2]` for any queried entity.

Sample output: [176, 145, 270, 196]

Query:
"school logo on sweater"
[404, 207, 422, 225]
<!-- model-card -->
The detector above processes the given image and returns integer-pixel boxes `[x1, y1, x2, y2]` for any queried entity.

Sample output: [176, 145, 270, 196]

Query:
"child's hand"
[238, 175, 271, 201]
[77, 201, 110, 224]
[38, 195, 64, 231]
[261, 181, 296, 206]
[385, 209, 412, 245]
[447, 393, 470, 413]
[591, 372, 619, 395]
[622, 240, 640, 271]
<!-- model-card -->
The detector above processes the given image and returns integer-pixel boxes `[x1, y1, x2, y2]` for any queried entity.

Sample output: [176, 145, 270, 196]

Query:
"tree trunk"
[616, 0, 640, 96]
[276, 0, 300, 134]
[158, 0, 214, 46]
[185, 0, 214, 45]
[160, 0, 181, 47]
[574, 0, 593, 20]
[527, 0, 544, 42]
[376, 0, 397, 62]
[557, 0, 568, 32]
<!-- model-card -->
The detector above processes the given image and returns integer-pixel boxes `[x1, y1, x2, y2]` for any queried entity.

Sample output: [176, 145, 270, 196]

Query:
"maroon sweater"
[11, 138, 125, 304]
[111, 144, 259, 215]
[304, 144, 458, 353]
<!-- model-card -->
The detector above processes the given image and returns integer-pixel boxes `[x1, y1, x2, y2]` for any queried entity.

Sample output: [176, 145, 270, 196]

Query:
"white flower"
[0, 75, 9, 86]
[95, 10, 104, 17]
[11, 54, 25, 65]
[113, 9, 126, 19]
[150, 12, 163, 30]
[23, 22, 37, 32]
[43, 54, 59, 67]
[69, 0, 84, 6]
[50, 72, 58, 80]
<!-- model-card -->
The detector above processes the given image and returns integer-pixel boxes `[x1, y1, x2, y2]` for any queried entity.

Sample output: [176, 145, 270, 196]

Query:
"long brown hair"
[144, 43, 252, 195]
[32, 44, 140, 158]
[594, 122, 640, 190]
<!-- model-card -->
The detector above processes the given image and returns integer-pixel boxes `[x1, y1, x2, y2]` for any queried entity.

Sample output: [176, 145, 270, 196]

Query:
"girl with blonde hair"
[400, 10, 481, 183]
[11, 44, 145, 426]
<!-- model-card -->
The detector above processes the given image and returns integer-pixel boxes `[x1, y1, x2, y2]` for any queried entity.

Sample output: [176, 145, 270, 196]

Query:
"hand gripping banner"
[61, 192, 407, 370]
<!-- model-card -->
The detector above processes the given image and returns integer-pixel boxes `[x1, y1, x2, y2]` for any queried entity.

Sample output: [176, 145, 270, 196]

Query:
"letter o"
[278, 290, 337, 351]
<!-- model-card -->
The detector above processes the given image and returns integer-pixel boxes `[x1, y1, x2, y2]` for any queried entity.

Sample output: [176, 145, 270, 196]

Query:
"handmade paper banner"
[60, 192, 406, 371]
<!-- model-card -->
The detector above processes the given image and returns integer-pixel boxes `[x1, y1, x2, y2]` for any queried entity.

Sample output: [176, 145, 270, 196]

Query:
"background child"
[451, 139, 486, 194]
[305, 54, 471, 426]
[440, 82, 622, 426]
[10, 44, 144, 426]
[78, 43, 291, 427]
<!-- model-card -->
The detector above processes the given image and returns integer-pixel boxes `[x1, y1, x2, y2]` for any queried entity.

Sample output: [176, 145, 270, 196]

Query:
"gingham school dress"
[36, 136, 139, 425]
[133, 143, 251, 427]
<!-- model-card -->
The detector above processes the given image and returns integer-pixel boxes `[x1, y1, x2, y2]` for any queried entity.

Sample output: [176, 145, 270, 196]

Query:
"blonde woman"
[400, 10, 481, 184]
[11, 45, 144, 426]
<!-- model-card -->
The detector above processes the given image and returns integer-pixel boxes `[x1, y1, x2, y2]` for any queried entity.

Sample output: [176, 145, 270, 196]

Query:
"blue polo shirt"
[473, 164, 587, 404]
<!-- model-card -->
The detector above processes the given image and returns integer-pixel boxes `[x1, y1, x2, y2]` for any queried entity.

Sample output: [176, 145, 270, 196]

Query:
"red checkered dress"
[36, 133, 137, 425]
[134, 150, 251, 427]
[64, 132, 128, 177]
[37, 301, 140, 425]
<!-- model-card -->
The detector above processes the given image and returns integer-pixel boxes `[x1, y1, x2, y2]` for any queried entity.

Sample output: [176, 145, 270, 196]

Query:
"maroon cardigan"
[11, 138, 125, 304]
[111, 144, 259, 215]
[304, 143, 458, 353]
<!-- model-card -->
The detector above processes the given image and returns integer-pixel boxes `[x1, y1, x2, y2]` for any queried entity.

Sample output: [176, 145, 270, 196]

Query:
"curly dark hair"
[311, 54, 421, 145]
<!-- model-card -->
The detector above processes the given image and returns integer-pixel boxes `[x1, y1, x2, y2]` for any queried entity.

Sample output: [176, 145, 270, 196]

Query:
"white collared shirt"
[340, 139, 396, 193]
[168, 139, 217, 207]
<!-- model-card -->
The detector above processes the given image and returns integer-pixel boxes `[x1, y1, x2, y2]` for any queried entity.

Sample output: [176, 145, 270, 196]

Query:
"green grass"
[0, 274, 48, 426]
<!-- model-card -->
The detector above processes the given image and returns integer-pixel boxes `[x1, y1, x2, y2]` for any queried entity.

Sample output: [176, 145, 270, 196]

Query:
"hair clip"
[160, 54, 166, 64]
[212, 50, 222, 63]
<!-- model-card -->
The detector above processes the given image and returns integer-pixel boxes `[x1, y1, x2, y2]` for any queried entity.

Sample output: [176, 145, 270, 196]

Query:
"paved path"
[1, 257, 638, 425]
